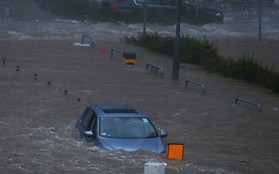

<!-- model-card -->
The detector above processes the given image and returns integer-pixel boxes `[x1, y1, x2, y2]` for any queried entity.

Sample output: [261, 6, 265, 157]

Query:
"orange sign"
[166, 143, 184, 160]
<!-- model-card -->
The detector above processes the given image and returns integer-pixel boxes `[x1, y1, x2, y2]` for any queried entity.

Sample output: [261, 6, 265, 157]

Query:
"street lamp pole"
[258, 0, 262, 41]
[172, 0, 182, 81]
[143, 0, 147, 34]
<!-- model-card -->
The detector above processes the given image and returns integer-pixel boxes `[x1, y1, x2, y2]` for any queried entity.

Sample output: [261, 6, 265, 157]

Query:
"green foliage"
[219, 54, 262, 81]
[125, 33, 174, 56]
[125, 33, 173, 56]
[124, 33, 279, 93]
[180, 36, 222, 72]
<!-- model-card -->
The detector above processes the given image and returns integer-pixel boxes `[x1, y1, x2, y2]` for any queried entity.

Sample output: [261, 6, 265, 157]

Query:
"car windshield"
[99, 117, 158, 138]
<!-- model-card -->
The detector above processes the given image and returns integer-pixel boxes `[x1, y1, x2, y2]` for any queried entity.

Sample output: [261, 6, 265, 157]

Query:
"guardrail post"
[81, 35, 85, 44]
[80, 34, 94, 49]
[235, 97, 262, 112]
[146, 63, 165, 78]
[110, 48, 123, 58]
[16, 65, 20, 72]
[185, 79, 205, 94]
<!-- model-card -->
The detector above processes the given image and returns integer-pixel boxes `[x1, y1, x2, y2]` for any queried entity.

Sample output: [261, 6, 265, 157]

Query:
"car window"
[81, 109, 94, 130]
[99, 117, 158, 138]
[90, 114, 97, 136]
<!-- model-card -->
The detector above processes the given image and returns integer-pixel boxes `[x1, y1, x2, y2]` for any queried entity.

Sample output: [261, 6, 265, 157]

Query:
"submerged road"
[0, 39, 278, 173]
[0, 0, 278, 173]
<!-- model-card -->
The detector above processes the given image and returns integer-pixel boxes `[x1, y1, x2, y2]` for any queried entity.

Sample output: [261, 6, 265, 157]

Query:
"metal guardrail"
[185, 79, 205, 94]
[146, 63, 165, 78]
[81, 34, 94, 48]
[110, 48, 123, 58]
[235, 97, 262, 112]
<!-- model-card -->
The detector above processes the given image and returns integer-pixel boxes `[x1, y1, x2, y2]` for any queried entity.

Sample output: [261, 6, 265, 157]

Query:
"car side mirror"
[160, 130, 168, 138]
[84, 130, 94, 138]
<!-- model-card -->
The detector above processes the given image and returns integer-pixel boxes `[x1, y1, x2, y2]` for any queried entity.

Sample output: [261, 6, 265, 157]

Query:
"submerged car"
[75, 104, 168, 153]
[101, 0, 224, 24]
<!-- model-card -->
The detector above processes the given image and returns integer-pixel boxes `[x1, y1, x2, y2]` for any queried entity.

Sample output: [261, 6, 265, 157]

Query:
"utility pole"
[143, 0, 148, 35]
[172, 0, 182, 81]
[195, 0, 199, 18]
[258, 0, 262, 41]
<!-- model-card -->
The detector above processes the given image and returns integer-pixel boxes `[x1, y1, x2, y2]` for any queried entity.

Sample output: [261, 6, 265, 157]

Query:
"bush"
[219, 54, 262, 81]
[180, 36, 222, 72]
[124, 34, 279, 93]
[125, 33, 174, 56]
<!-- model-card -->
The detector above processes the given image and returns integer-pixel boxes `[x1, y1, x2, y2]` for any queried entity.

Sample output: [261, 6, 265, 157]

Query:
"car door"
[82, 109, 99, 142]
[78, 109, 95, 137]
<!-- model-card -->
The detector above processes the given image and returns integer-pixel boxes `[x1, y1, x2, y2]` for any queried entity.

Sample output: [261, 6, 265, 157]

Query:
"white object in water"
[144, 162, 166, 174]
[73, 42, 91, 47]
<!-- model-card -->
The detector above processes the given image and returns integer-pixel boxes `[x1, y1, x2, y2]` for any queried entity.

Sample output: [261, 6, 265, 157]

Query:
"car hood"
[98, 137, 166, 153]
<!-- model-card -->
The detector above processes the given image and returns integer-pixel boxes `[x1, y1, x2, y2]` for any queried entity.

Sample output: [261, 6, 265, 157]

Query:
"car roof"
[87, 104, 148, 118]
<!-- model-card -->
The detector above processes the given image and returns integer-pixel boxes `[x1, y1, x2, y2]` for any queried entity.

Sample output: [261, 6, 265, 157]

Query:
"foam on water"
[7, 30, 31, 40]
[1, 2, 279, 173]
[29, 122, 166, 172]
[1, 4, 279, 41]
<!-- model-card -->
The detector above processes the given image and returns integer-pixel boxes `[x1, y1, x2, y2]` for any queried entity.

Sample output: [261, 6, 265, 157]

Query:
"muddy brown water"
[0, 39, 278, 173]
[1, 0, 279, 173]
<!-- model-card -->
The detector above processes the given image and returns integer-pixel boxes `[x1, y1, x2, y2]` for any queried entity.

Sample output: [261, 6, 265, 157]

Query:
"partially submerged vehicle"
[75, 104, 168, 153]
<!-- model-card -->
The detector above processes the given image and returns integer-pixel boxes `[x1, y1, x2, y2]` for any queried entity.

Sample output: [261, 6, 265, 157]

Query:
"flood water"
[0, 0, 279, 174]
[0, 0, 279, 41]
